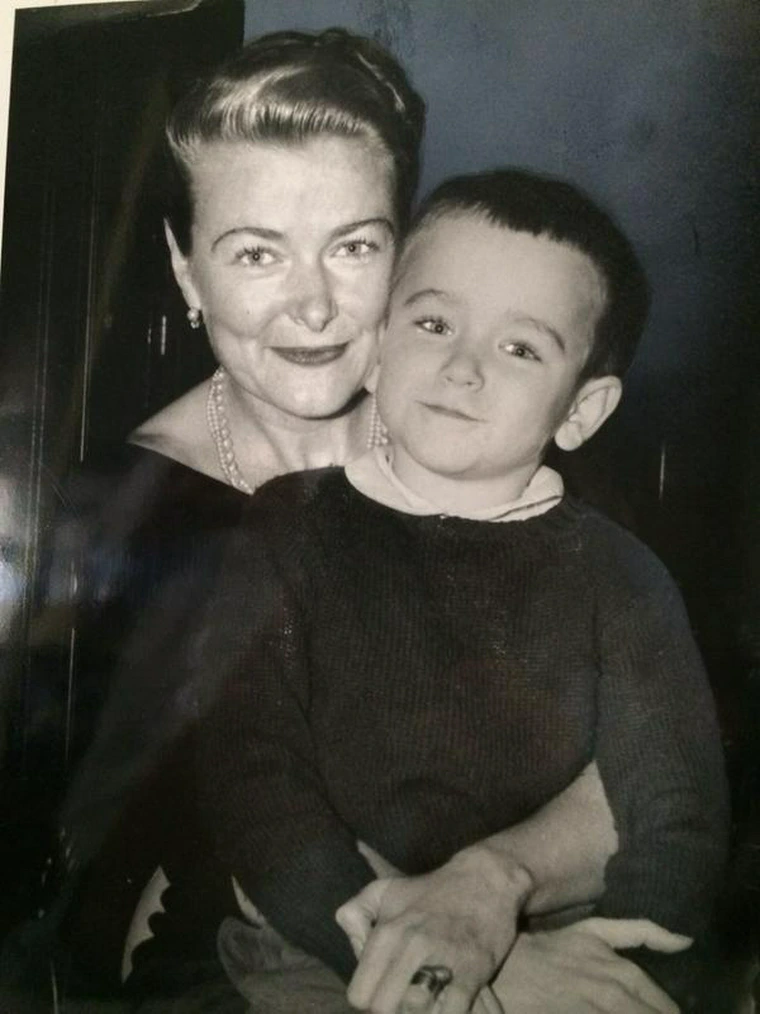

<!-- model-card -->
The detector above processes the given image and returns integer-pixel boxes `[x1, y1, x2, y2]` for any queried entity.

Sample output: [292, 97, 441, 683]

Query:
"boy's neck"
[389, 444, 540, 514]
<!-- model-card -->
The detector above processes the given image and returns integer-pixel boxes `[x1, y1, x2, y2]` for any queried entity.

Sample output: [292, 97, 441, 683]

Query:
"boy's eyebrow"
[513, 315, 567, 353]
[397, 294, 568, 353]
[211, 218, 394, 251]
[402, 288, 453, 307]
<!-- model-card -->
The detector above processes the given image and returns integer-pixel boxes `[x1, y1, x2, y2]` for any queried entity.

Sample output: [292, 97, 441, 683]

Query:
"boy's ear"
[164, 219, 201, 311]
[554, 375, 622, 452]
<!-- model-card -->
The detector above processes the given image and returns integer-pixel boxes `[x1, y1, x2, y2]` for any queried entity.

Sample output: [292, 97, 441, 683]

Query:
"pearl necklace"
[206, 366, 388, 495]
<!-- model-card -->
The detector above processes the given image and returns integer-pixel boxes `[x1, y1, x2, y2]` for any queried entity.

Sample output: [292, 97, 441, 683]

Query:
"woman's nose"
[288, 262, 338, 333]
[442, 347, 484, 389]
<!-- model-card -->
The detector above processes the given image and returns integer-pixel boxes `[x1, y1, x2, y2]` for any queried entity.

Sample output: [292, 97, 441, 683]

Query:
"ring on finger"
[410, 965, 453, 999]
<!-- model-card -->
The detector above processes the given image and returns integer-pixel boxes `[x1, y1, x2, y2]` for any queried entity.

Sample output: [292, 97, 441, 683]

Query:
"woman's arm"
[468, 759, 618, 916]
[340, 850, 687, 1014]
[338, 763, 617, 1014]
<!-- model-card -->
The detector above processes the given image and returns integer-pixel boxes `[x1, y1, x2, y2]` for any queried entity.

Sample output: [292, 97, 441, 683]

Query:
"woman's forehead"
[188, 136, 395, 232]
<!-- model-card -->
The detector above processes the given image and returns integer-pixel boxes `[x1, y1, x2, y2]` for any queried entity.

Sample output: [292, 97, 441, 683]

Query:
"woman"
[54, 27, 421, 1001]
[131, 28, 421, 488]
[45, 28, 673, 1014]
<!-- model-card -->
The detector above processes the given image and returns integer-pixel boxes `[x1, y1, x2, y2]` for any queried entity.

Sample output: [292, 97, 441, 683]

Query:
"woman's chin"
[261, 387, 367, 423]
[267, 374, 372, 421]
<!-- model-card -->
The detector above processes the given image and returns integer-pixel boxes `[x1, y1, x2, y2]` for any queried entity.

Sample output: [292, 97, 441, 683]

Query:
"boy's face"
[376, 213, 616, 507]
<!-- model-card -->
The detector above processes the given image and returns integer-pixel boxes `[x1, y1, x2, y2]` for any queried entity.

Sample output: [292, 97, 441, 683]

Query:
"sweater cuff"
[243, 833, 375, 981]
[596, 836, 726, 938]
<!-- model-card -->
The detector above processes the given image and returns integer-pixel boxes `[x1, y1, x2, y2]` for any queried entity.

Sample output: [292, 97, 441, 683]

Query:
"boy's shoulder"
[567, 496, 681, 602]
[242, 466, 355, 538]
[215, 467, 350, 579]
[253, 466, 345, 509]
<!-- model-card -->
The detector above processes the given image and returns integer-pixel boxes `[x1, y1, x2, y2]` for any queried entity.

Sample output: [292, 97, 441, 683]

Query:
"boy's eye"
[334, 237, 381, 259]
[416, 317, 452, 337]
[501, 340, 540, 361]
[236, 246, 277, 268]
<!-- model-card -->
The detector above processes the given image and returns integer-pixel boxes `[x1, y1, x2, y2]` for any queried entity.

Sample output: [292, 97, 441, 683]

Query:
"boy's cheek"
[364, 361, 381, 394]
[378, 315, 405, 347]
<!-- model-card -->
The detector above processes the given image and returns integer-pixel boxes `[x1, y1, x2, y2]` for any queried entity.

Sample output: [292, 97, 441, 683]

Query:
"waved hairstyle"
[166, 28, 426, 253]
[406, 169, 649, 382]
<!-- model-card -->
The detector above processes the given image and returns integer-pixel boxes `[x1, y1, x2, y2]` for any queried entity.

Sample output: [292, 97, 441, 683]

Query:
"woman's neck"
[223, 376, 373, 485]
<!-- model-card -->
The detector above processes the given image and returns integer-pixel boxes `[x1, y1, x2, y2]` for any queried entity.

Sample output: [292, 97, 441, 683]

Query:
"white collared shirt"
[345, 445, 563, 523]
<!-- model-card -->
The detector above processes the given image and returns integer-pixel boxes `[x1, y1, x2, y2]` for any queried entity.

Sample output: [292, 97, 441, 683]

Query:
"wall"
[243, 0, 760, 691]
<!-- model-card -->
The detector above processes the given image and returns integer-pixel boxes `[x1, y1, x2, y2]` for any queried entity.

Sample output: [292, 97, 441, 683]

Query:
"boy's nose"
[441, 348, 484, 389]
[288, 262, 338, 333]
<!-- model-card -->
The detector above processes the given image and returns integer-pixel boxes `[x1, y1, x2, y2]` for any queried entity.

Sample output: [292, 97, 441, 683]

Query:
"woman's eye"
[502, 341, 540, 361]
[236, 246, 277, 267]
[334, 237, 380, 259]
[416, 317, 452, 337]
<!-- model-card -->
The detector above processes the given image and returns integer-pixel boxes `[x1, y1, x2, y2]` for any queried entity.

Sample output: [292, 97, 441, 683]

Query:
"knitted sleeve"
[594, 569, 728, 930]
[593, 564, 729, 1000]
[195, 513, 374, 980]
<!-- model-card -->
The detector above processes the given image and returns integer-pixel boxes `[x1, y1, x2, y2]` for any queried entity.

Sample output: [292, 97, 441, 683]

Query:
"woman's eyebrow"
[331, 217, 395, 239]
[212, 226, 283, 250]
[211, 218, 395, 252]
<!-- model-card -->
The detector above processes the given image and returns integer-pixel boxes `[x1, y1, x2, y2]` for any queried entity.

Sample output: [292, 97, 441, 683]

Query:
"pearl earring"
[187, 307, 203, 330]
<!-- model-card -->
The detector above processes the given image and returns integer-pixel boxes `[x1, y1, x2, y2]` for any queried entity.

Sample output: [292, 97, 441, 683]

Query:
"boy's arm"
[196, 520, 375, 980]
[199, 501, 618, 988]
[490, 918, 686, 1014]
[591, 570, 729, 1000]
[339, 571, 727, 1011]
[594, 575, 729, 929]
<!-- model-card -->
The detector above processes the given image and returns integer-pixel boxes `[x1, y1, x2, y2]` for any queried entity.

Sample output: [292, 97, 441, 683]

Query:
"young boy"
[200, 170, 728, 1011]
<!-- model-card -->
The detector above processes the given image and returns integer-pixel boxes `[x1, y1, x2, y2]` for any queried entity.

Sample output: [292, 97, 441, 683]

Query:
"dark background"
[0, 0, 758, 970]
[241, 0, 760, 727]
[242, 1, 760, 866]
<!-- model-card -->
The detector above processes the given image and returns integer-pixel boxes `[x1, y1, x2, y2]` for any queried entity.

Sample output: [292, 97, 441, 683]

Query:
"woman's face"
[169, 136, 396, 420]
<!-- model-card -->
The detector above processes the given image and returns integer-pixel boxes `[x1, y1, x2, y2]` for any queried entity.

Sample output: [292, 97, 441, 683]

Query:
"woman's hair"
[166, 28, 426, 252]
[406, 169, 650, 382]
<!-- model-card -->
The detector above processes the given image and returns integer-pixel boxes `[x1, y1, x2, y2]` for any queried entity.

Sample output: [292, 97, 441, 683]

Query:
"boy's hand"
[336, 844, 532, 1014]
[492, 917, 691, 1013]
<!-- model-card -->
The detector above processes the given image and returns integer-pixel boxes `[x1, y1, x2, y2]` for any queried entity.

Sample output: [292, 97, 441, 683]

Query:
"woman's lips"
[271, 343, 349, 366]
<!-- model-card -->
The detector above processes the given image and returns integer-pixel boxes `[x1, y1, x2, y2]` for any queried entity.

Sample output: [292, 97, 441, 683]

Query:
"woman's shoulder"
[130, 379, 220, 480]
[69, 382, 249, 560]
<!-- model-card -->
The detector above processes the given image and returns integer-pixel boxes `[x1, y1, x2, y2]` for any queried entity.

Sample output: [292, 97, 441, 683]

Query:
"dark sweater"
[198, 468, 729, 988]
[50, 445, 248, 992]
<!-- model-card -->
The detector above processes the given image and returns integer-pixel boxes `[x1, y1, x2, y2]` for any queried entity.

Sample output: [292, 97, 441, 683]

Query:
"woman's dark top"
[195, 468, 729, 1000]
[56, 444, 249, 995]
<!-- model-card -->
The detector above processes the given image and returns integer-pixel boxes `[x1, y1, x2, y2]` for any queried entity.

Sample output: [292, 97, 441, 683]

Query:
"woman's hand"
[336, 843, 532, 1014]
[492, 917, 691, 1013]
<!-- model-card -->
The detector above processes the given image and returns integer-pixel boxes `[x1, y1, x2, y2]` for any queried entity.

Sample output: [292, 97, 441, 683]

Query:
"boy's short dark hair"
[409, 169, 649, 381]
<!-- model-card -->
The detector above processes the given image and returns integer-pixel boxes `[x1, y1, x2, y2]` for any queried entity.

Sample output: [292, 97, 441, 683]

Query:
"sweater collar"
[345, 446, 563, 522]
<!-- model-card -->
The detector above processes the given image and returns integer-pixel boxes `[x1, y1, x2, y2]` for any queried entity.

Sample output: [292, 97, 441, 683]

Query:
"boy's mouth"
[271, 343, 350, 366]
[420, 401, 481, 422]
